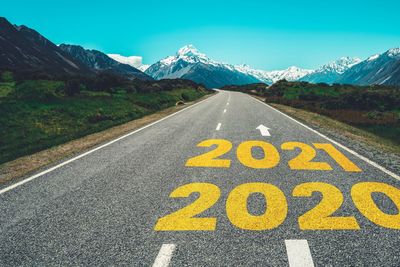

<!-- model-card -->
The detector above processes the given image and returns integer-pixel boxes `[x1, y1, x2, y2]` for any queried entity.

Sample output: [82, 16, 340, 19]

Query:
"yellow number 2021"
[185, 139, 232, 168]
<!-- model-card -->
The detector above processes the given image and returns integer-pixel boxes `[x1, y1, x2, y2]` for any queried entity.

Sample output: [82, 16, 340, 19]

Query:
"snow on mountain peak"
[267, 66, 313, 82]
[367, 54, 380, 61]
[387, 48, 400, 59]
[317, 56, 361, 74]
[234, 64, 312, 83]
[158, 45, 217, 67]
[177, 44, 200, 56]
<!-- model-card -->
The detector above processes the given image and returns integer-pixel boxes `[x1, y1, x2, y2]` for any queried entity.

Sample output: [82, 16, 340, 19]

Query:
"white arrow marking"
[256, 124, 271, 136]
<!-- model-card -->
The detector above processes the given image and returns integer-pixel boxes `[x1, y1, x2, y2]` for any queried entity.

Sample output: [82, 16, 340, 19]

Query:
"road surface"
[1, 90, 399, 266]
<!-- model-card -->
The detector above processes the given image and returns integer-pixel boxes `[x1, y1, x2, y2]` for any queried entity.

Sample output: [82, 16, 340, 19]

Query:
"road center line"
[216, 123, 222, 131]
[152, 244, 176, 267]
[223, 109, 227, 113]
[285, 240, 315, 267]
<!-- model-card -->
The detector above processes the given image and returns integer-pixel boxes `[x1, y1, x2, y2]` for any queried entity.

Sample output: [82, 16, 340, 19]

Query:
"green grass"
[282, 85, 342, 100]
[0, 82, 15, 97]
[0, 87, 207, 164]
[357, 125, 400, 145]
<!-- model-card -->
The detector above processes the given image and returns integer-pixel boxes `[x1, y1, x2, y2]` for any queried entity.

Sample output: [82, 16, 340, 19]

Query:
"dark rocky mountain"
[145, 45, 260, 88]
[59, 44, 152, 80]
[0, 17, 92, 76]
[338, 48, 400, 86]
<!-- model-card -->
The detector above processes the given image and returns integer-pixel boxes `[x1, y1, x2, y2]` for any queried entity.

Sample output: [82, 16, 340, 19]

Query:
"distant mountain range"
[300, 57, 361, 84]
[0, 17, 151, 80]
[234, 64, 313, 84]
[145, 45, 260, 88]
[337, 48, 400, 86]
[144, 45, 313, 87]
[0, 17, 399, 87]
[145, 45, 400, 87]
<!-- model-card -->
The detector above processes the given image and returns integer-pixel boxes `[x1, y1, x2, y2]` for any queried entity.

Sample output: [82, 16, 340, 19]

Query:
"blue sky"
[3, 0, 400, 70]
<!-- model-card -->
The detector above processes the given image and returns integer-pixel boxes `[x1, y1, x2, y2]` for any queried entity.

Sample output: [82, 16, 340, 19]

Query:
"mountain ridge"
[145, 45, 261, 88]
[59, 44, 152, 80]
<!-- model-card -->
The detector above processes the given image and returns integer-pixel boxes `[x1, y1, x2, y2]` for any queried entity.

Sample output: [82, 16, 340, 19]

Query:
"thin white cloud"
[107, 54, 143, 68]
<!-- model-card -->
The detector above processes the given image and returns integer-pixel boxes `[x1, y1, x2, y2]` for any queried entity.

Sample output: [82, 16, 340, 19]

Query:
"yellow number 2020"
[351, 182, 400, 229]
[226, 183, 288, 230]
[154, 183, 221, 231]
[293, 182, 360, 230]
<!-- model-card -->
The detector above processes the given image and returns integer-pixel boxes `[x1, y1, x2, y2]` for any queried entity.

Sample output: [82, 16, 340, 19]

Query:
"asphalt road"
[1, 90, 400, 266]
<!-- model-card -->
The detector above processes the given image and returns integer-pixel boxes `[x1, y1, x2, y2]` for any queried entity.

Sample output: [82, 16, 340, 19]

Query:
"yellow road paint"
[352, 182, 400, 229]
[281, 142, 332, 171]
[293, 182, 360, 230]
[226, 183, 288, 230]
[314, 143, 361, 172]
[155, 183, 220, 231]
[185, 139, 232, 168]
[237, 141, 280, 169]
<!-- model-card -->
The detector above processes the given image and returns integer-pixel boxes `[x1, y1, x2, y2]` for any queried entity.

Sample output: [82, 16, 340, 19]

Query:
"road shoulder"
[0, 93, 216, 185]
[250, 95, 400, 175]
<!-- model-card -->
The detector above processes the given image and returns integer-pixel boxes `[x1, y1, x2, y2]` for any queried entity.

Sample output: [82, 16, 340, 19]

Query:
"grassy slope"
[264, 82, 400, 145]
[222, 81, 400, 147]
[0, 83, 206, 164]
[269, 103, 400, 155]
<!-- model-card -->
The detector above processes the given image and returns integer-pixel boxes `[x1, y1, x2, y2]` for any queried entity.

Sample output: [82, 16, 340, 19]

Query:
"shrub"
[181, 92, 190, 101]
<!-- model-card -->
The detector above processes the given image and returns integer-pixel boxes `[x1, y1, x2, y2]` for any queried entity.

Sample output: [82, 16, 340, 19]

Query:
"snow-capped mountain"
[300, 57, 361, 84]
[145, 44, 400, 87]
[338, 48, 400, 86]
[265, 66, 313, 82]
[138, 64, 150, 72]
[234, 65, 312, 83]
[145, 45, 261, 88]
[233, 65, 273, 84]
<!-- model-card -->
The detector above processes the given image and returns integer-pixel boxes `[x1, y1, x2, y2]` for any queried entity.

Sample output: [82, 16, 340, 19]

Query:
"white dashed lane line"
[152, 244, 176, 267]
[216, 123, 222, 131]
[153, 240, 315, 266]
[223, 109, 227, 113]
[285, 239, 315, 267]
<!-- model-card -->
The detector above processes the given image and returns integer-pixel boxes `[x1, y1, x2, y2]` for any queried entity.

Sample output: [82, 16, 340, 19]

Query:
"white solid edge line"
[216, 123, 222, 131]
[152, 244, 176, 267]
[0, 94, 218, 195]
[249, 94, 400, 181]
[285, 240, 315, 267]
